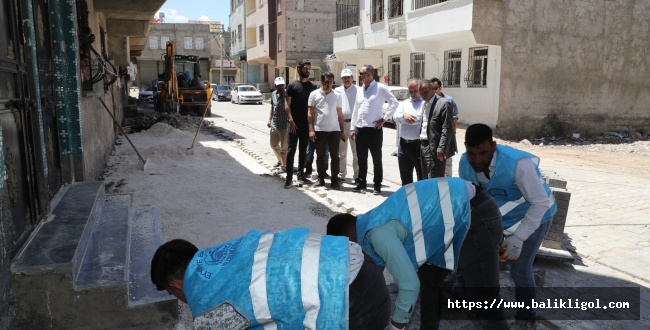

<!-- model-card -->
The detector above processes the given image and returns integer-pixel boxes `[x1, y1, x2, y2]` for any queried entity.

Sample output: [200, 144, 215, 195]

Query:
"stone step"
[127, 206, 176, 307]
[12, 181, 104, 275]
[74, 194, 131, 290]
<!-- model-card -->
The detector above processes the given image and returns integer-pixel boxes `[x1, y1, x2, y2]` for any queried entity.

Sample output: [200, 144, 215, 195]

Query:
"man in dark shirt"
[284, 60, 317, 188]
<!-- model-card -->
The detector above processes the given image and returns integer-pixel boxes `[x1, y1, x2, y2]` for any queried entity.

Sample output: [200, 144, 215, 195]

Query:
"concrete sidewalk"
[205, 116, 649, 328]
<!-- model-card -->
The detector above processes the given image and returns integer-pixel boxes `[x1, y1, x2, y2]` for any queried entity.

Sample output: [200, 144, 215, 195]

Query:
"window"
[442, 49, 461, 87]
[409, 53, 424, 79]
[238, 25, 242, 42]
[277, 0, 282, 13]
[259, 25, 264, 44]
[412, 0, 448, 11]
[389, 0, 403, 18]
[336, 0, 359, 31]
[388, 55, 400, 86]
[465, 47, 488, 87]
[195, 37, 204, 50]
[161, 36, 169, 47]
[149, 36, 158, 49]
[371, 0, 383, 23]
[278, 33, 282, 52]
[184, 37, 193, 49]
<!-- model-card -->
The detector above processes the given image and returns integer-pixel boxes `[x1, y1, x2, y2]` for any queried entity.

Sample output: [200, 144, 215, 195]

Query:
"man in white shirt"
[334, 68, 359, 184]
[459, 123, 557, 329]
[308, 72, 346, 189]
[392, 79, 424, 186]
[350, 65, 399, 195]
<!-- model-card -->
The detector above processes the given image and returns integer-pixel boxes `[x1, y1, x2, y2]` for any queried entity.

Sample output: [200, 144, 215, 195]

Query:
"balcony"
[406, 0, 474, 49]
[333, 26, 360, 55]
[94, 0, 167, 65]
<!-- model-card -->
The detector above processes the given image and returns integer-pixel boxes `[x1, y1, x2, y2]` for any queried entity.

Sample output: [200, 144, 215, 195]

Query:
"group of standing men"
[269, 61, 408, 194]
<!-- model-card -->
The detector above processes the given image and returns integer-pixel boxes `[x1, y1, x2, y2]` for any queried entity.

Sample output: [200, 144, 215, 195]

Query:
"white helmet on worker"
[341, 68, 353, 77]
[274, 77, 285, 86]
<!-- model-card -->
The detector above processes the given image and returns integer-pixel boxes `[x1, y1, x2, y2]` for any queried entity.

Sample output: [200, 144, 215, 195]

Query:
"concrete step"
[127, 206, 176, 307]
[74, 194, 131, 290]
[12, 181, 104, 275]
[11, 184, 177, 329]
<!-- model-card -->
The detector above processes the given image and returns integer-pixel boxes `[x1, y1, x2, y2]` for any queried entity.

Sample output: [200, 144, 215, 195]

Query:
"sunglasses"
[359, 72, 368, 77]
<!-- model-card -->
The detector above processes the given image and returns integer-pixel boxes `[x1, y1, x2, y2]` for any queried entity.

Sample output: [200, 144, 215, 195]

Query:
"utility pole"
[210, 23, 225, 85]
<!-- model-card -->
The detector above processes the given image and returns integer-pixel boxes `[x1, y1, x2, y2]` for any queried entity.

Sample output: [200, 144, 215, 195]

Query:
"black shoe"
[391, 151, 397, 157]
[354, 178, 360, 184]
[331, 183, 341, 190]
[313, 179, 326, 187]
[337, 177, 345, 183]
[373, 188, 381, 195]
[284, 182, 292, 189]
[274, 162, 282, 167]
[352, 184, 366, 193]
[298, 175, 313, 184]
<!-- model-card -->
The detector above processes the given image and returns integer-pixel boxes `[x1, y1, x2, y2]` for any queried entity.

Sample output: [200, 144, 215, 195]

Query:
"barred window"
[238, 24, 242, 42]
[464, 47, 488, 87]
[409, 53, 424, 79]
[412, 0, 448, 11]
[259, 25, 264, 44]
[184, 37, 193, 50]
[388, 55, 400, 86]
[195, 37, 204, 50]
[161, 36, 169, 46]
[389, 0, 403, 18]
[442, 49, 461, 87]
[149, 37, 158, 49]
[371, 0, 383, 23]
[336, 0, 359, 31]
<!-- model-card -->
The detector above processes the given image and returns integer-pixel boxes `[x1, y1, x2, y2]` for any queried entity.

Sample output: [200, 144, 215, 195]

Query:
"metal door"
[0, 0, 40, 257]
[32, 0, 62, 197]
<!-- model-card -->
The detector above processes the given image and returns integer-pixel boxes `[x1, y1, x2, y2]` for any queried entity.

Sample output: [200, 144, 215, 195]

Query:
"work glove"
[501, 235, 524, 261]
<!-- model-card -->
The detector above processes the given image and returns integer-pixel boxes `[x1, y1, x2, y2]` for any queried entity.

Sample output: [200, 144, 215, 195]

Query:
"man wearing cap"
[268, 77, 289, 173]
[335, 68, 359, 184]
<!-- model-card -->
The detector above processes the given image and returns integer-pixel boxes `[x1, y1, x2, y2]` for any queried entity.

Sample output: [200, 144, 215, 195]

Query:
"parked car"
[231, 85, 263, 104]
[382, 86, 409, 124]
[212, 85, 232, 101]
[139, 87, 155, 102]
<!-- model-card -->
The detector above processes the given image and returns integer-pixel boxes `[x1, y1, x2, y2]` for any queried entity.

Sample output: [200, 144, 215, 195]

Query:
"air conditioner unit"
[388, 22, 406, 39]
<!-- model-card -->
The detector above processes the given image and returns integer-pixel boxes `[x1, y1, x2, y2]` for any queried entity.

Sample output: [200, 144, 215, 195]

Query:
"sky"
[156, 0, 232, 29]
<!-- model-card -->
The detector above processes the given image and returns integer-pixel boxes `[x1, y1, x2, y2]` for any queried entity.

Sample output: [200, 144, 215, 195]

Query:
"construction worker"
[150, 228, 390, 329]
[327, 178, 508, 329]
[459, 123, 557, 329]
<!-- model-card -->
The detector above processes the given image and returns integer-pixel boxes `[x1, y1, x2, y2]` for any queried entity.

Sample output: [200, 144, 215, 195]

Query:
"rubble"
[122, 113, 214, 133]
[512, 131, 650, 156]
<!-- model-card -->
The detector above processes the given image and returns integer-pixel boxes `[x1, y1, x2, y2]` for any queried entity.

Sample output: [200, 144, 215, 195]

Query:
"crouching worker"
[327, 178, 508, 329]
[150, 228, 390, 329]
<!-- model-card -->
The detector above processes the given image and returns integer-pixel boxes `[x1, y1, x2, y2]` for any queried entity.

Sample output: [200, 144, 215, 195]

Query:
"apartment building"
[139, 22, 234, 86]
[234, 0, 338, 87]
[332, 0, 650, 138]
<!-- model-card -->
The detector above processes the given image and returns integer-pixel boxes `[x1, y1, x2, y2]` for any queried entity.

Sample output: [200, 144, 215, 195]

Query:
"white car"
[231, 85, 263, 105]
[382, 86, 409, 124]
[138, 87, 155, 102]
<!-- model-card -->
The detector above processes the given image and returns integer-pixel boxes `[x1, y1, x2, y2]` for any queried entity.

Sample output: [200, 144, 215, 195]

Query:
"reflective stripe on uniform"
[301, 233, 322, 330]
[405, 184, 427, 266]
[436, 178, 456, 270]
[250, 233, 277, 330]
[499, 196, 526, 216]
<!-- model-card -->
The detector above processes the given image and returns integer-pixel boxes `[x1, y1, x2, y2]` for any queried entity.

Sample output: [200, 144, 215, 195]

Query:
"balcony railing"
[336, 4, 359, 31]
[412, 0, 448, 11]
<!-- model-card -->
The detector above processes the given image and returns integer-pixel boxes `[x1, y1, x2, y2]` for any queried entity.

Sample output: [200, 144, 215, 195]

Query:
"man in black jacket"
[418, 78, 456, 178]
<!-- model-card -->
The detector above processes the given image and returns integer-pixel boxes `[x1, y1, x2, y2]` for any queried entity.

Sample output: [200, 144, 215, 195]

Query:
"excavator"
[154, 41, 212, 116]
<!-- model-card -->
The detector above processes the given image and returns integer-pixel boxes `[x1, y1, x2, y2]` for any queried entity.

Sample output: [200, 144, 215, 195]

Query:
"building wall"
[474, 0, 650, 138]
[80, 7, 121, 181]
[282, 0, 337, 69]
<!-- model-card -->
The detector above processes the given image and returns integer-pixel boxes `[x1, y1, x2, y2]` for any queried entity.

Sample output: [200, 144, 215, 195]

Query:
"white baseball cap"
[274, 77, 285, 85]
[341, 68, 353, 77]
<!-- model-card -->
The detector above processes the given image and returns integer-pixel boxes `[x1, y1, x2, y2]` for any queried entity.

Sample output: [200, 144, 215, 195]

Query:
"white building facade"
[333, 0, 650, 138]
